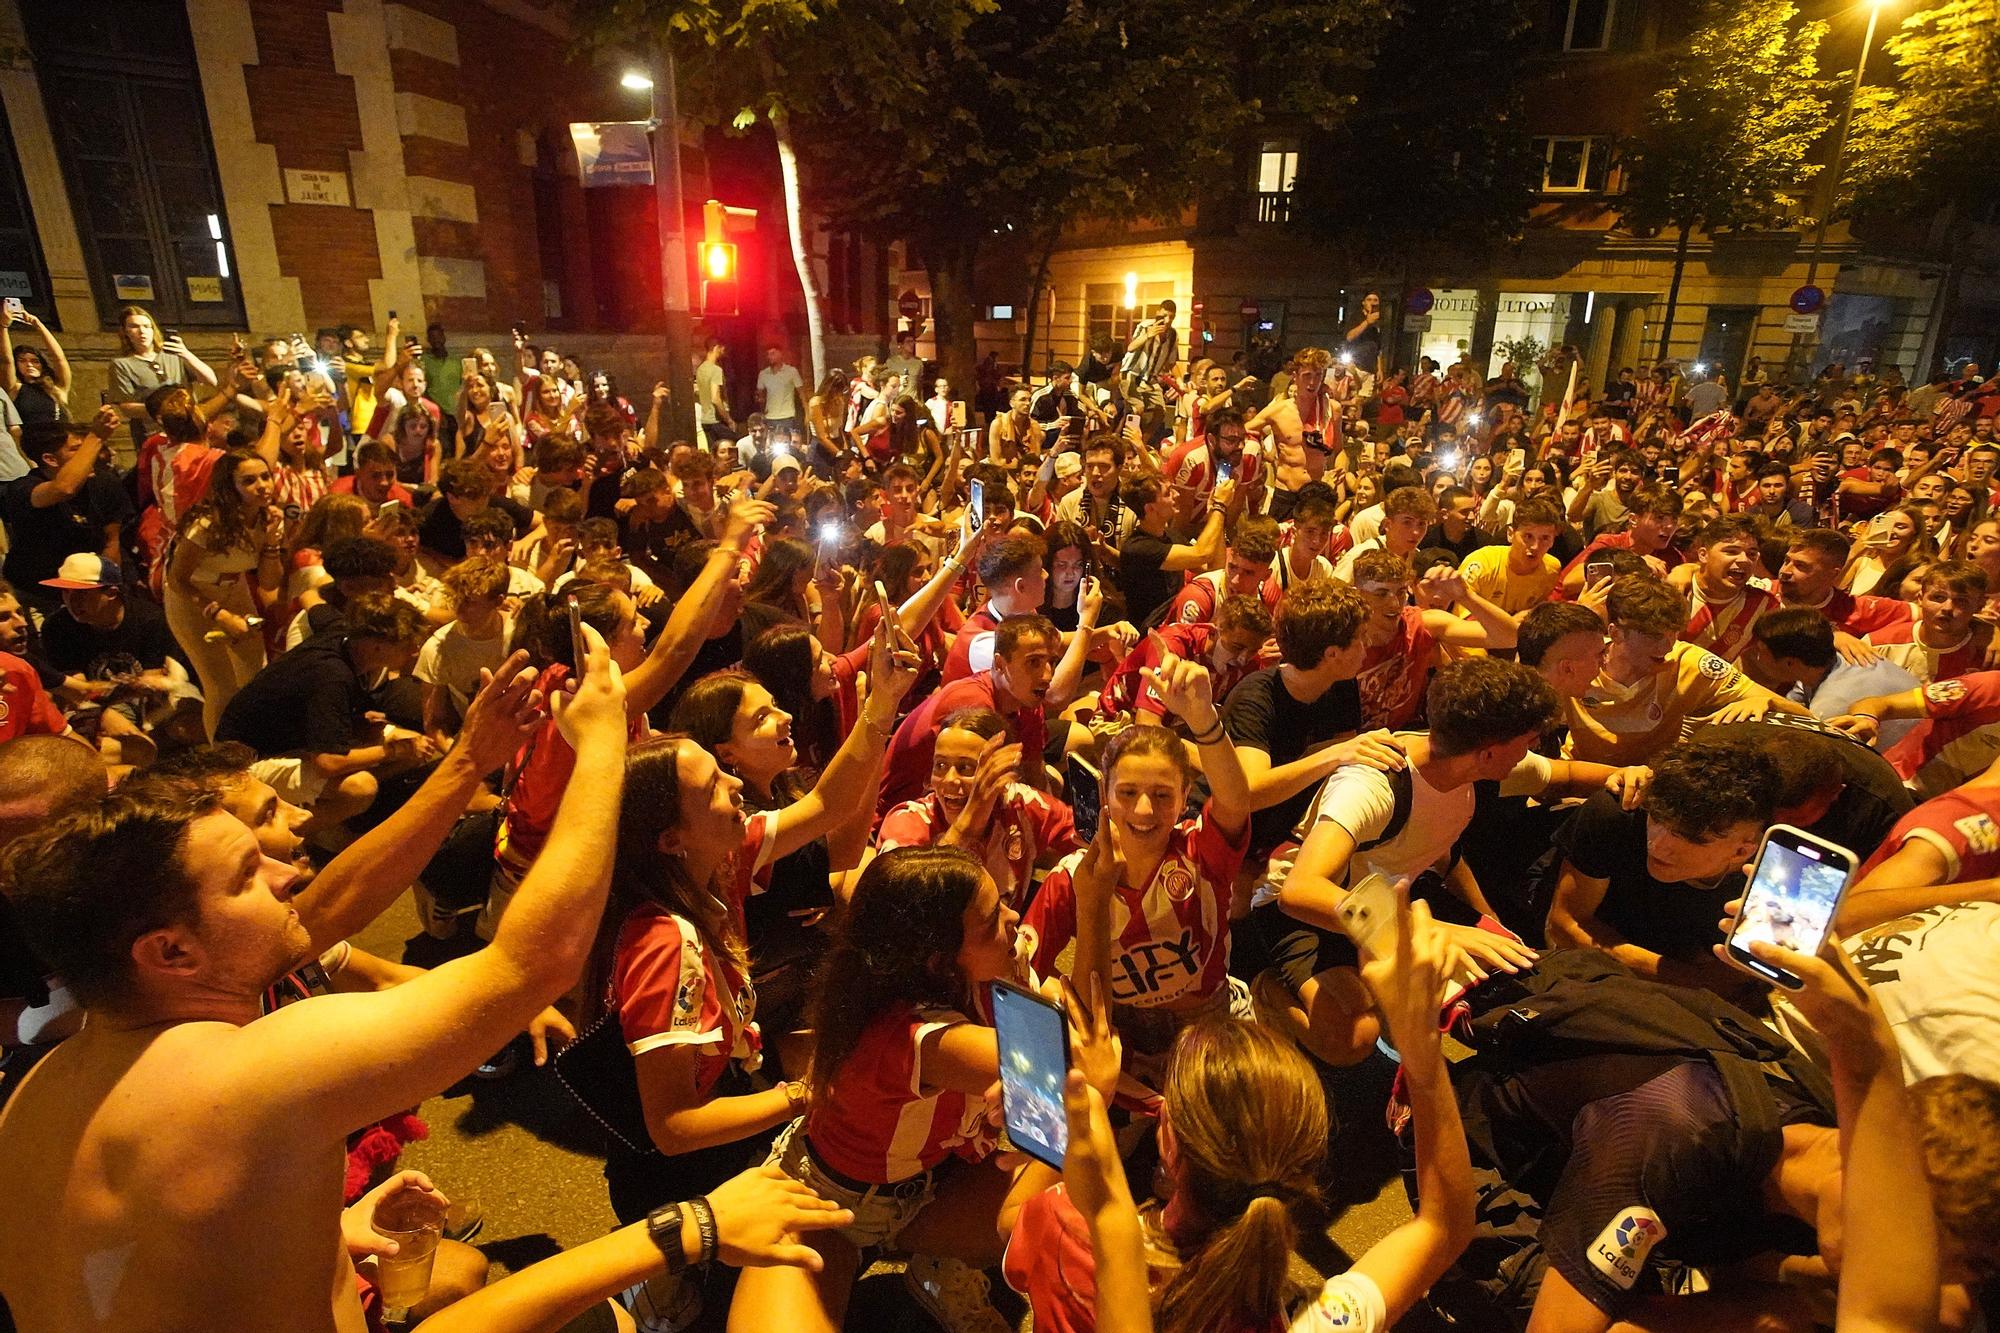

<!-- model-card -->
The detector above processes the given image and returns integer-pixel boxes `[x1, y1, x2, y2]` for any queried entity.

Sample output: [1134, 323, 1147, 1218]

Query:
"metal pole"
[650, 44, 698, 446]
[1787, 0, 1881, 382]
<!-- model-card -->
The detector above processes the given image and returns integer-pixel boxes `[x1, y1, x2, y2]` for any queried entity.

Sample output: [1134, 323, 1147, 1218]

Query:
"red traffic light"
[703, 242, 736, 280]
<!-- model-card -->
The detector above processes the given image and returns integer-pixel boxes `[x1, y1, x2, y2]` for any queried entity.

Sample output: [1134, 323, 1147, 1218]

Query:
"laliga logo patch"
[1588, 1207, 1666, 1289]
[1696, 652, 1731, 680]
[1159, 859, 1197, 904]
[1955, 813, 2000, 857]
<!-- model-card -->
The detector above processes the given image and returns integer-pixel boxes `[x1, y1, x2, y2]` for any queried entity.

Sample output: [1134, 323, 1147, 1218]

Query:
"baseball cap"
[1054, 453, 1083, 479]
[41, 553, 121, 590]
[771, 453, 803, 475]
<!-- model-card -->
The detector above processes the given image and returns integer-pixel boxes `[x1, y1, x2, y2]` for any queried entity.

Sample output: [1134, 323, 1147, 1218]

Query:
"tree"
[1619, 0, 1834, 360]
[570, 0, 981, 388]
[1844, 0, 2000, 214]
[1290, 0, 1542, 368]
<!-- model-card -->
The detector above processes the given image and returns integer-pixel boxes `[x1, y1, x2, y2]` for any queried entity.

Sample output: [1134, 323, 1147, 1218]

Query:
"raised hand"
[723, 495, 775, 550]
[453, 649, 545, 774]
[1049, 971, 1122, 1102]
[1140, 651, 1216, 728]
[551, 621, 627, 748]
[864, 597, 922, 721]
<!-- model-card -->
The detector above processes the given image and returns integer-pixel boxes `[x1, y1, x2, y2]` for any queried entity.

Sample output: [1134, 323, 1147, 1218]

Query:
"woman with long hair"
[1001, 903, 1475, 1333]
[456, 371, 521, 466]
[740, 537, 822, 644]
[1934, 480, 1987, 559]
[4, 310, 71, 424]
[524, 372, 579, 453]
[887, 393, 944, 482]
[576, 623, 919, 1218]
[740, 623, 844, 773]
[1968, 518, 2000, 621]
[381, 393, 441, 485]
[807, 369, 850, 476]
[1845, 505, 1936, 596]
[727, 845, 1082, 1333]
[1040, 518, 1093, 635]
[108, 305, 217, 438]
[584, 369, 637, 429]
[165, 450, 285, 735]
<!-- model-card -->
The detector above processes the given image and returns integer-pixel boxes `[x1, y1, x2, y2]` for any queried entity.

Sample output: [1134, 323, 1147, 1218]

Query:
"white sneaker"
[620, 1271, 701, 1332]
[901, 1255, 1011, 1333]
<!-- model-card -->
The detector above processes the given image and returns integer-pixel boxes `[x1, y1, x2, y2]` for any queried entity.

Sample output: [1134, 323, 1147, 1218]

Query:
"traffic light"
[700, 241, 738, 316]
[699, 198, 755, 319]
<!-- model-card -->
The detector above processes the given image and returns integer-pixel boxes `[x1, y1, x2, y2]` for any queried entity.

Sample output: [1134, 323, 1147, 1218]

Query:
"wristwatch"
[646, 1201, 689, 1274]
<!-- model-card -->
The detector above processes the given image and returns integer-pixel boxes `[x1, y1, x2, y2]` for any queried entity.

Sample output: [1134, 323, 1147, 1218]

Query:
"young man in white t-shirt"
[416, 556, 512, 740]
[753, 345, 805, 448]
[695, 338, 734, 448]
[1252, 658, 1586, 1065]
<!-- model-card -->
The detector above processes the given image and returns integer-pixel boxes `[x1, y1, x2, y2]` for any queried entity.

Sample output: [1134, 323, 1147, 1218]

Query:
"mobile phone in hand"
[1336, 874, 1400, 960]
[1722, 824, 1856, 990]
[969, 477, 986, 531]
[1585, 557, 1615, 585]
[565, 593, 589, 671]
[990, 980, 1069, 1169]
[3, 297, 22, 322]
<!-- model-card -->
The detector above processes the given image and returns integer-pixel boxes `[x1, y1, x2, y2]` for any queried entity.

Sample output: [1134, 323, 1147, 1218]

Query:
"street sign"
[1404, 314, 1431, 333]
[1239, 301, 1260, 319]
[1789, 285, 1826, 315]
[1405, 287, 1435, 317]
[897, 289, 923, 318]
[1784, 312, 1821, 334]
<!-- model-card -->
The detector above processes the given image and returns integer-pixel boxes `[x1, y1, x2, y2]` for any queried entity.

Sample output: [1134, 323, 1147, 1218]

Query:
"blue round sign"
[1406, 287, 1435, 317]
[1790, 285, 1826, 315]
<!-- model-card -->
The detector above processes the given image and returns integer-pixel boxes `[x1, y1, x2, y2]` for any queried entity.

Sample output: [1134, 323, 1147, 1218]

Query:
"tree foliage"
[1291, 0, 1542, 273]
[1619, 0, 1834, 238]
[1844, 0, 2000, 215]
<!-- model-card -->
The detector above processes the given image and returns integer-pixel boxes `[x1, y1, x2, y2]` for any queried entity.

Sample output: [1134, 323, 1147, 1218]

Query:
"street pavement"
[354, 889, 1436, 1331]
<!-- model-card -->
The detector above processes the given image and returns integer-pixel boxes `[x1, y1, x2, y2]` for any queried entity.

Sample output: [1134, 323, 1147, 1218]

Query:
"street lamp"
[1805, 0, 1890, 290]
[620, 71, 654, 92]
[1122, 272, 1138, 310]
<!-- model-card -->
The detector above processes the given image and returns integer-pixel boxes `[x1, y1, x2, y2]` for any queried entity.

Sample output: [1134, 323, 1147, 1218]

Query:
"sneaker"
[901, 1255, 1011, 1333]
[621, 1271, 702, 1332]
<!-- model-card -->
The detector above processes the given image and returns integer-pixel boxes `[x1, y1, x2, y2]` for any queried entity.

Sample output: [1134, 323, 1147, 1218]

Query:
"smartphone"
[1336, 873, 1400, 960]
[1214, 460, 1235, 485]
[990, 980, 1069, 1169]
[378, 498, 403, 517]
[1123, 412, 1140, 436]
[1723, 824, 1858, 990]
[564, 592, 590, 670]
[99, 388, 111, 406]
[460, 356, 478, 381]
[1584, 556, 1616, 585]
[3, 297, 22, 322]
[969, 477, 986, 531]
[163, 329, 180, 344]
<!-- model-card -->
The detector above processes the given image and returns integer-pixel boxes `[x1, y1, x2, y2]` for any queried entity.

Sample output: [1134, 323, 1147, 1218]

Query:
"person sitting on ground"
[417, 557, 514, 742]
[215, 590, 439, 834]
[1546, 734, 1778, 996]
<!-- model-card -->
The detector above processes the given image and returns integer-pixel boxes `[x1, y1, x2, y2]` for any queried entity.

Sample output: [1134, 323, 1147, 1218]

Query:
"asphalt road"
[354, 889, 1434, 1331]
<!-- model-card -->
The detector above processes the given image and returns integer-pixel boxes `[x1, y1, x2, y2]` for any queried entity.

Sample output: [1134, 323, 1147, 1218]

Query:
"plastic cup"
[371, 1194, 444, 1322]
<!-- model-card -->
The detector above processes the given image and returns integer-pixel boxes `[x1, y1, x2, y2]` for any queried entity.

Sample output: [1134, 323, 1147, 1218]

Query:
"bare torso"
[0, 1021, 363, 1333]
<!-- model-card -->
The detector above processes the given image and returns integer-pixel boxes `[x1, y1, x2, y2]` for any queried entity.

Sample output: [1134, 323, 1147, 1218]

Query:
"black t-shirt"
[1421, 522, 1497, 564]
[1117, 530, 1178, 629]
[0, 469, 134, 595]
[38, 597, 183, 678]
[1223, 666, 1364, 855]
[1476, 1057, 1820, 1317]
[418, 495, 528, 562]
[1553, 791, 1743, 962]
[620, 505, 702, 584]
[216, 634, 370, 757]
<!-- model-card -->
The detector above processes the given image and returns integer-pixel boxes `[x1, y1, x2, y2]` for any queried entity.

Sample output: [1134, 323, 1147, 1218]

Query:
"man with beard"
[1775, 528, 1913, 638]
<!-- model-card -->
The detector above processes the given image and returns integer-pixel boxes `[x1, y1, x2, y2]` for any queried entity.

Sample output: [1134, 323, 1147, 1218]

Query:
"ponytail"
[1152, 1019, 1330, 1333]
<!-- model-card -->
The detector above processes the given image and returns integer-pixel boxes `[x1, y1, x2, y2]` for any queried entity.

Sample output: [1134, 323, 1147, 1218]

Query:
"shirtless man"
[1247, 346, 1338, 520]
[0, 647, 624, 1331]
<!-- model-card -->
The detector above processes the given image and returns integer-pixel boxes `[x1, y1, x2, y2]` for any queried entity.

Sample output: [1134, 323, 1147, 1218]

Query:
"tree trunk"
[925, 234, 981, 403]
[1019, 229, 1058, 379]
[1658, 222, 1692, 362]
[768, 110, 828, 387]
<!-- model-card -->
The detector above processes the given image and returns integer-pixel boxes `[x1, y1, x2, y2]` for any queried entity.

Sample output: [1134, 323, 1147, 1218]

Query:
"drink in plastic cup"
[372, 1194, 444, 1321]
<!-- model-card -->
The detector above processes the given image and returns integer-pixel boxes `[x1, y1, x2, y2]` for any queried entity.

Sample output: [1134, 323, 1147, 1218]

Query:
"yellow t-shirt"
[1458, 544, 1559, 616]
[1562, 641, 1757, 766]
[342, 356, 378, 439]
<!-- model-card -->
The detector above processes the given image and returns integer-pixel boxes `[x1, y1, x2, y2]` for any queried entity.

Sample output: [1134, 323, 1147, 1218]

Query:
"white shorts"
[248, 755, 331, 809]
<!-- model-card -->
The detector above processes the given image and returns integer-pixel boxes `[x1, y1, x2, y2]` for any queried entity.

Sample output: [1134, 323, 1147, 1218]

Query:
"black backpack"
[1420, 951, 1836, 1328]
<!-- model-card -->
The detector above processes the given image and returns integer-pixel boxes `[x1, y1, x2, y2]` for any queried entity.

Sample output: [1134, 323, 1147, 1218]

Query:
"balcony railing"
[1255, 191, 1292, 224]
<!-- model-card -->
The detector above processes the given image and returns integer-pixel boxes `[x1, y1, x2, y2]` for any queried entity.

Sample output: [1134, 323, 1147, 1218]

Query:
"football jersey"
[1682, 579, 1777, 662]
[1165, 567, 1281, 627]
[1881, 672, 2000, 798]
[612, 820, 773, 1096]
[0, 653, 65, 742]
[803, 1002, 997, 1184]
[1026, 800, 1249, 1009]
[938, 606, 1002, 687]
[1865, 619, 1982, 686]
[1562, 642, 1758, 766]
[1459, 543, 1559, 615]
[877, 672, 1047, 815]
[1097, 622, 1254, 724]
[1354, 606, 1437, 731]
[1857, 783, 2000, 883]
[877, 786, 1079, 908]
[497, 663, 649, 874]
[1795, 589, 1912, 639]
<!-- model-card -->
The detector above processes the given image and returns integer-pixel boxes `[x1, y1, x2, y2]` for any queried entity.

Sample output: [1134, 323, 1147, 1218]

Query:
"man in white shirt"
[695, 339, 733, 448]
[754, 345, 804, 450]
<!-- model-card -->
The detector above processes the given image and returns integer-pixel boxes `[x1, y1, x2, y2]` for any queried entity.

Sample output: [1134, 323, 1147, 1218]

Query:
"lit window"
[1532, 137, 1612, 193]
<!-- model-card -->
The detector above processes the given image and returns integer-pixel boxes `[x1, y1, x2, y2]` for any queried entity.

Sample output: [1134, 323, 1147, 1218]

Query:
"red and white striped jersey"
[804, 1002, 998, 1184]
[1025, 801, 1249, 1009]
[877, 786, 1080, 909]
[1682, 580, 1777, 662]
[1355, 606, 1438, 731]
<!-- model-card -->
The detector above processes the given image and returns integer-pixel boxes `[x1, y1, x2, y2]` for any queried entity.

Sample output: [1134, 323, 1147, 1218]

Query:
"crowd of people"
[0, 298, 1996, 1333]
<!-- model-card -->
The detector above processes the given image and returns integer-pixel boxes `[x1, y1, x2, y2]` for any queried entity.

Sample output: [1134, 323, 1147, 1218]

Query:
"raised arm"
[30, 405, 118, 507]
[1047, 575, 1103, 708]
[623, 496, 773, 716]
[1160, 482, 1233, 573]
[30, 314, 71, 396]
[216, 632, 629, 1139]
[1149, 653, 1249, 836]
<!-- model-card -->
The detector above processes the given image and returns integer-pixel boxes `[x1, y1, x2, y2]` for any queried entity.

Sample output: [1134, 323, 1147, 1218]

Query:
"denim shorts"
[767, 1119, 937, 1250]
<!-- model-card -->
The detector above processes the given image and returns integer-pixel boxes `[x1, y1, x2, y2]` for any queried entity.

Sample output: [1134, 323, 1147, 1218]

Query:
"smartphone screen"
[1725, 825, 1856, 989]
[1215, 461, 1235, 485]
[565, 593, 589, 671]
[990, 980, 1069, 1169]
[969, 477, 986, 531]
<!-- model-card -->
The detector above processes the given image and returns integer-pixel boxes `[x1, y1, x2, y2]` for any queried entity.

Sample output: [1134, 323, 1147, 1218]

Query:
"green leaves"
[1844, 0, 2000, 214]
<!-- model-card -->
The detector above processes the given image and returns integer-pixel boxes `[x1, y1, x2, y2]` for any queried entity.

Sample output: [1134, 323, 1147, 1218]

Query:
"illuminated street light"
[620, 71, 654, 92]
